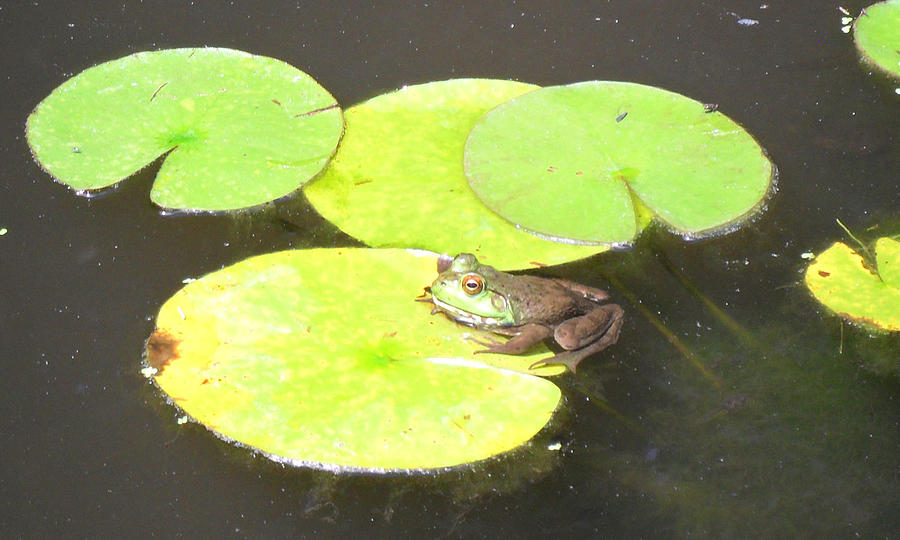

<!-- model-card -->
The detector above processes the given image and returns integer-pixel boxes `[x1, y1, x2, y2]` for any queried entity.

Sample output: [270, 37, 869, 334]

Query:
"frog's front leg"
[473, 324, 552, 355]
[531, 304, 624, 372]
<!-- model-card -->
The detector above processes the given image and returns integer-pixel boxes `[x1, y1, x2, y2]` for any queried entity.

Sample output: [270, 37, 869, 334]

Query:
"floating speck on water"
[801, 252, 815, 260]
[177, 415, 189, 425]
[0, 228, 7, 236]
[738, 18, 759, 26]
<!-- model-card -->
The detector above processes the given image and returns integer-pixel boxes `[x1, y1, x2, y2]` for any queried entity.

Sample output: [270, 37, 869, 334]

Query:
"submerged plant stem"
[839, 321, 844, 355]
[570, 377, 645, 435]
[654, 248, 760, 351]
[836, 218, 871, 257]
[608, 275, 723, 389]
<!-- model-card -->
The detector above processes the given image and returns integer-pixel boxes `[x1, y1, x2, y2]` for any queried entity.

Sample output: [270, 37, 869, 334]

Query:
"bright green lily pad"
[145, 248, 563, 471]
[876, 236, 900, 286]
[854, 0, 900, 79]
[27, 48, 343, 211]
[303, 79, 603, 270]
[805, 238, 900, 331]
[464, 81, 774, 244]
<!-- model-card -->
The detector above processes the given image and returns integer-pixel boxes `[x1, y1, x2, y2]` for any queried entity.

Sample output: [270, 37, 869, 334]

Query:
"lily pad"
[303, 79, 603, 270]
[805, 238, 900, 331]
[27, 48, 343, 211]
[146, 248, 563, 471]
[464, 81, 774, 244]
[876, 236, 900, 285]
[854, 0, 900, 79]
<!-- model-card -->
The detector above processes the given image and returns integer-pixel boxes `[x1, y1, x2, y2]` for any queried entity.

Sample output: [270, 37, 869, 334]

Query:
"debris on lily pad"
[146, 248, 564, 471]
[464, 81, 774, 244]
[304, 79, 603, 270]
[805, 237, 900, 332]
[853, 0, 900, 79]
[27, 48, 343, 212]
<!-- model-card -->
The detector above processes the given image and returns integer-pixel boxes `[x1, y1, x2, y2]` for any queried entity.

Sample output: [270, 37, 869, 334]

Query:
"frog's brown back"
[504, 275, 598, 326]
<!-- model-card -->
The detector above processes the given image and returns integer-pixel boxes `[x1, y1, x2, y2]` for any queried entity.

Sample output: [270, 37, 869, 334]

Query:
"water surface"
[1, 1, 897, 537]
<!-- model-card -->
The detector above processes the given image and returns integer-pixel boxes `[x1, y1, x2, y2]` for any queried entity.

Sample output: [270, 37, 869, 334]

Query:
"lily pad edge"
[142, 351, 565, 474]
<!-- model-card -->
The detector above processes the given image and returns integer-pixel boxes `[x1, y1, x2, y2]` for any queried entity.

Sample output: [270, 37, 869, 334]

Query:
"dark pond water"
[2, 1, 898, 537]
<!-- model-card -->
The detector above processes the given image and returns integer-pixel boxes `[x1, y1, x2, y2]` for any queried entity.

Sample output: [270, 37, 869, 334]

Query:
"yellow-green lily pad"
[876, 236, 900, 286]
[854, 0, 900, 79]
[27, 48, 343, 211]
[145, 248, 563, 471]
[805, 238, 900, 331]
[303, 79, 603, 270]
[464, 81, 774, 244]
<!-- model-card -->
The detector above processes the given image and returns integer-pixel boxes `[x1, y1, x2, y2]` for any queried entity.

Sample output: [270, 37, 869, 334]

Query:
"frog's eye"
[461, 274, 484, 295]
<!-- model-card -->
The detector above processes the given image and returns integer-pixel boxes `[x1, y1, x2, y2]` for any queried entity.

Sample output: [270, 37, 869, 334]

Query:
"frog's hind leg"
[555, 304, 623, 351]
[532, 305, 624, 373]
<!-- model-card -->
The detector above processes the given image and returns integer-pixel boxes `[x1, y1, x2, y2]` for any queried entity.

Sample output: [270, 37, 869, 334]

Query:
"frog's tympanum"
[426, 253, 623, 372]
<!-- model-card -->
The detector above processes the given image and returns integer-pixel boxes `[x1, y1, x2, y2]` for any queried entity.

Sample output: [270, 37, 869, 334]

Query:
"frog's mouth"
[430, 296, 502, 328]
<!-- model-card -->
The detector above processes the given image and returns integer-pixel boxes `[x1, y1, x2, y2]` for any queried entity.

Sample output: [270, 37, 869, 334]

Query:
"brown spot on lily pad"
[436, 253, 454, 273]
[146, 329, 181, 374]
[818, 270, 831, 277]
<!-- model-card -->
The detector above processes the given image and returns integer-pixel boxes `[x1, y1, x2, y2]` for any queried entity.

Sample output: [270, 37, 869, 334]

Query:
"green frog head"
[428, 253, 517, 328]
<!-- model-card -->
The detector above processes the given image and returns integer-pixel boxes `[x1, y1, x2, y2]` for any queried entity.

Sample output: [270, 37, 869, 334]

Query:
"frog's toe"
[528, 358, 552, 370]
[529, 352, 583, 373]
[468, 335, 504, 348]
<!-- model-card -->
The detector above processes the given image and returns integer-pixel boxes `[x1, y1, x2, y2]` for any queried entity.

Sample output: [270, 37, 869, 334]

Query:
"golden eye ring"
[461, 274, 484, 295]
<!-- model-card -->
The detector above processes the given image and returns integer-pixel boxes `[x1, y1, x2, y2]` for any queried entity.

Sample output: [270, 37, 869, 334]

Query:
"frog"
[425, 253, 623, 372]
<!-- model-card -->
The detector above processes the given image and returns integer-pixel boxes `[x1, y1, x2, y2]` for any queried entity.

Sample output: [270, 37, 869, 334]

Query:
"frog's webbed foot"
[529, 349, 595, 373]
[468, 334, 505, 350]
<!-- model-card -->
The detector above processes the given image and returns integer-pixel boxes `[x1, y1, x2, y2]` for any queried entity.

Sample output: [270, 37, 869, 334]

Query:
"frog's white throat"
[431, 297, 501, 328]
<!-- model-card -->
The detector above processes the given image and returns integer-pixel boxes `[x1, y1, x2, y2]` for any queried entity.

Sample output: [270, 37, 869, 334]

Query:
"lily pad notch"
[26, 47, 345, 212]
[464, 81, 776, 245]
